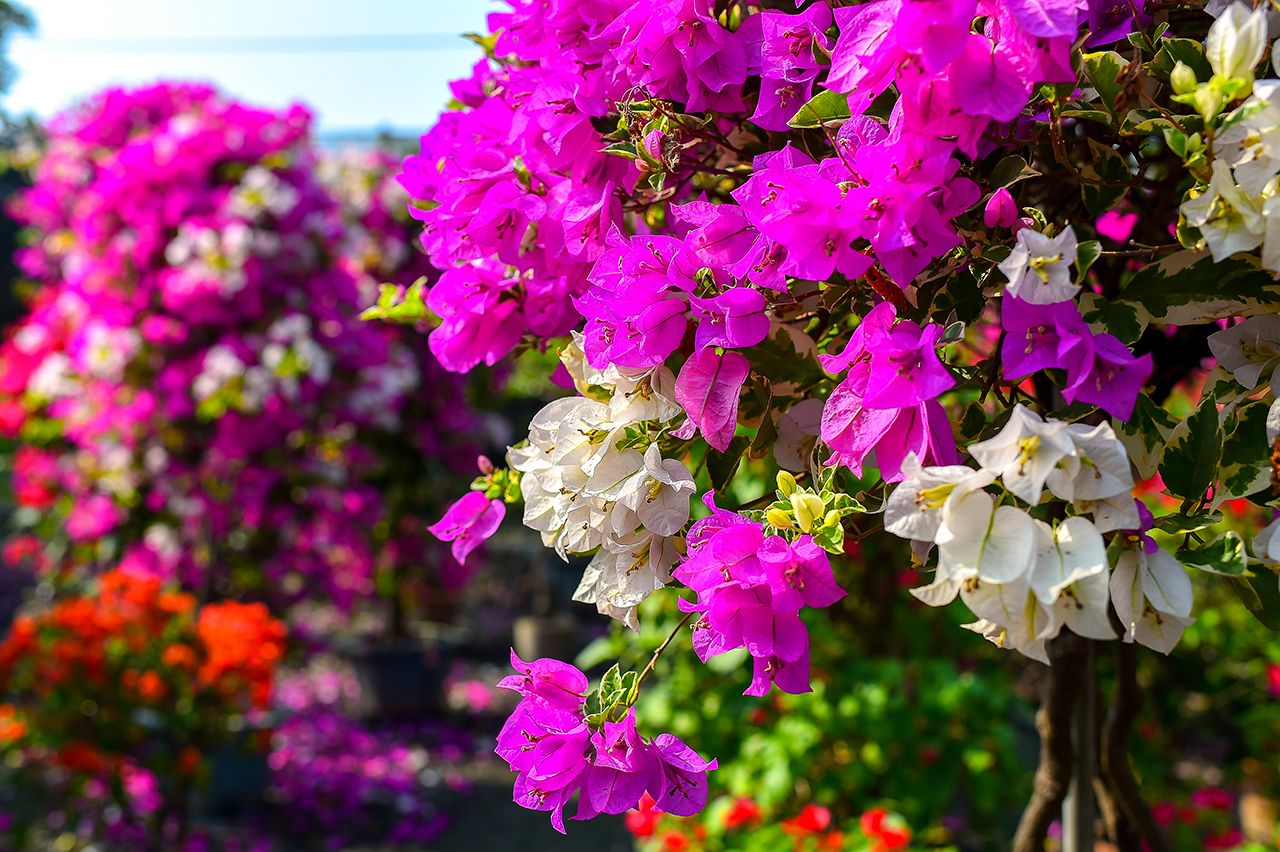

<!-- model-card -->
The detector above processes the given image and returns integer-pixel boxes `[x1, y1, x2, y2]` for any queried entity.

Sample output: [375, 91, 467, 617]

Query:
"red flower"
[1204, 828, 1244, 851]
[722, 796, 762, 829]
[1151, 802, 1177, 828]
[817, 830, 845, 851]
[782, 804, 831, 836]
[660, 830, 690, 852]
[1268, 664, 1280, 699]
[624, 793, 662, 840]
[861, 807, 913, 852]
[1190, 787, 1234, 811]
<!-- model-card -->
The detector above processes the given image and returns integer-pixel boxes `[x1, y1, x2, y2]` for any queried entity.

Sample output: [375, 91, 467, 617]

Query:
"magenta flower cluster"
[408, 0, 1167, 832]
[674, 494, 847, 696]
[496, 652, 716, 834]
[820, 302, 961, 482]
[1, 83, 479, 607]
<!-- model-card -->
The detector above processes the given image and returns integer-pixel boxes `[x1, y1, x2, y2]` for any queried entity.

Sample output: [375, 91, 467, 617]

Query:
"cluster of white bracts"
[885, 405, 1194, 661]
[509, 337, 695, 629]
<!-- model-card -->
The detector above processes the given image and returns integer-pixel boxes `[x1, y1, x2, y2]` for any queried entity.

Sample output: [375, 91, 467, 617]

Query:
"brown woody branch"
[1100, 641, 1176, 852]
[1012, 631, 1092, 852]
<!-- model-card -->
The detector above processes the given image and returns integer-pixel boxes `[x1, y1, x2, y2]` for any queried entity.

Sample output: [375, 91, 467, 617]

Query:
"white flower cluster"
[509, 336, 694, 630]
[1180, 4, 1280, 270]
[886, 405, 1193, 661]
[164, 221, 256, 297]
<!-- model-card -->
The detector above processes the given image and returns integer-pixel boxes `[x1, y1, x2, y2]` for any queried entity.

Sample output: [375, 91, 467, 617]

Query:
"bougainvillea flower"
[428, 491, 506, 565]
[675, 348, 750, 452]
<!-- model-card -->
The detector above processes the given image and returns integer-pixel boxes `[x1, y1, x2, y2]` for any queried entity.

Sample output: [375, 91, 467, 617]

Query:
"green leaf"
[707, 436, 752, 493]
[1120, 108, 1203, 138]
[1080, 139, 1131, 215]
[989, 155, 1039, 189]
[1233, 570, 1280, 630]
[1116, 391, 1172, 478]
[750, 328, 826, 392]
[1159, 392, 1225, 504]
[1082, 51, 1128, 120]
[929, 266, 985, 325]
[1076, 240, 1104, 283]
[812, 519, 845, 554]
[1148, 38, 1212, 87]
[1177, 531, 1252, 577]
[602, 140, 639, 161]
[1078, 292, 1150, 345]
[1154, 510, 1223, 534]
[360, 278, 432, 324]
[749, 400, 779, 461]
[960, 402, 988, 439]
[1118, 251, 1280, 325]
[788, 89, 851, 128]
[1217, 399, 1272, 503]
[1059, 108, 1117, 127]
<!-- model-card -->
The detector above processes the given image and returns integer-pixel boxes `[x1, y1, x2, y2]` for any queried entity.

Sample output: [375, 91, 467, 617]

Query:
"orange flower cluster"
[0, 568, 288, 753]
[196, 600, 287, 709]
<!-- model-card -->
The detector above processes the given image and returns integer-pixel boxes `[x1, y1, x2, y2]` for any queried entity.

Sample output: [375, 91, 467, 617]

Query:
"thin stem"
[636, 612, 694, 689]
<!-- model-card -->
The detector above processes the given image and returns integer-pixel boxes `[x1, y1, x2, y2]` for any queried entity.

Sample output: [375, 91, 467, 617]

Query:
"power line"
[10, 33, 476, 55]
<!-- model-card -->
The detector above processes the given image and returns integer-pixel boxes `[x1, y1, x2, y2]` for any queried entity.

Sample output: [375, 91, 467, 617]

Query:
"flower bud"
[1206, 2, 1267, 82]
[1170, 61, 1199, 96]
[1194, 85, 1226, 122]
[776, 471, 797, 497]
[643, 128, 664, 162]
[477, 455, 495, 475]
[983, 188, 1019, 230]
[766, 508, 793, 529]
[791, 492, 826, 533]
[1012, 216, 1036, 236]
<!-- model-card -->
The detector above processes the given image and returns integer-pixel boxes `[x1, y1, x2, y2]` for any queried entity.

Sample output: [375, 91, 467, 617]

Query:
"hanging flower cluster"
[495, 652, 716, 833]
[1, 83, 480, 608]
[397, 0, 1280, 838]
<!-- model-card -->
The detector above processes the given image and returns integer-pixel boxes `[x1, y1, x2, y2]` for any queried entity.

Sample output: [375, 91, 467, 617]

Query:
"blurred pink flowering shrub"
[0, 83, 481, 608]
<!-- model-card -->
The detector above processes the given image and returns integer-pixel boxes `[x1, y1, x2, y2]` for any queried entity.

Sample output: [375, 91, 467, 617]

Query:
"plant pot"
[346, 641, 433, 719]
[200, 739, 269, 818]
[512, 614, 581, 663]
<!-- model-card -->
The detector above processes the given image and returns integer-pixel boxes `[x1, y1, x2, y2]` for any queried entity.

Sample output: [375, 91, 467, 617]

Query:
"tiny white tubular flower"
[936, 497, 1038, 585]
[555, 498, 605, 559]
[998, 225, 1080, 304]
[1029, 517, 1116, 641]
[1207, 313, 1280, 390]
[1181, 160, 1265, 262]
[1253, 515, 1280, 565]
[1046, 421, 1135, 503]
[969, 405, 1076, 506]
[886, 454, 997, 543]
[1110, 549, 1196, 654]
[1206, 1, 1269, 82]
[631, 445, 696, 536]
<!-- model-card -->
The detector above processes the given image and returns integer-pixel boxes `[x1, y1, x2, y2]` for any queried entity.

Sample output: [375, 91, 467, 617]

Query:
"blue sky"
[3, 0, 498, 134]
